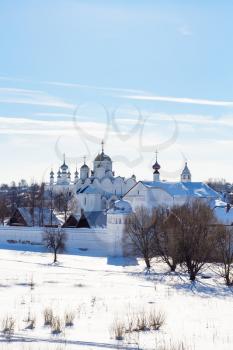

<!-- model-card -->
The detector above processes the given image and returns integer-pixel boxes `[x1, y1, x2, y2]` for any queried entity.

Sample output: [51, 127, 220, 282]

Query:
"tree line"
[124, 200, 233, 286]
[0, 181, 75, 225]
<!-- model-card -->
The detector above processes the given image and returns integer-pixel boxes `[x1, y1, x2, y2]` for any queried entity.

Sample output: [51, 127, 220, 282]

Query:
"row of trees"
[0, 181, 75, 224]
[125, 200, 233, 286]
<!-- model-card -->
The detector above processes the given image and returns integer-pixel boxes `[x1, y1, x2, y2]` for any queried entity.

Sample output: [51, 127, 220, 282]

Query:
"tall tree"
[124, 206, 156, 270]
[168, 200, 217, 281]
[152, 207, 180, 272]
[215, 225, 233, 286]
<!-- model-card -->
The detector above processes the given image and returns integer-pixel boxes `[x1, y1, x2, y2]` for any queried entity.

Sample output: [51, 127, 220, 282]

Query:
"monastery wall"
[0, 226, 123, 257]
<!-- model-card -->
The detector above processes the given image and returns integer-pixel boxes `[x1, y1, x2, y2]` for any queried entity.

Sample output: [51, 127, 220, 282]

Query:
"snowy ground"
[0, 249, 232, 350]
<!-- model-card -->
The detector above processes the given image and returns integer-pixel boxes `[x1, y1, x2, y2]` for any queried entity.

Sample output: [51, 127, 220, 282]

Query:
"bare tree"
[42, 227, 67, 263]
[168, 200, 217, 281]
[215, 225, 233, 286]
[152, 207, 180, 272]
[0, 196, 10, 225]
[124, 206, 156, 270]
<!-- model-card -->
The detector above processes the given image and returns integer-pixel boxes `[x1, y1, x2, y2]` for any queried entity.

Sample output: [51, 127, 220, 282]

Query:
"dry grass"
[64, 311, 75, 327]
[43, 307, 54, 326]
[51, 316, 64, 334]
[110, 319, 125, 340]
[2, 316, 15, 338]
[148, 310, 165, 330]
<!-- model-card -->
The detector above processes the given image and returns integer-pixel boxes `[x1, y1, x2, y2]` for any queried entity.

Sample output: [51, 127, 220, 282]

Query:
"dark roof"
[8, 207, 60, 227]
[62, 211, 107, 228]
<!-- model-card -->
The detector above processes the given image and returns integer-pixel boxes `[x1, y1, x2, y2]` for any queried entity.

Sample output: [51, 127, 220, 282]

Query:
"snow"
[214, 206, 233, 225]
[0, 249, 232, 350]
[108, 199, 132, 214]
[141, 181, 219, 199]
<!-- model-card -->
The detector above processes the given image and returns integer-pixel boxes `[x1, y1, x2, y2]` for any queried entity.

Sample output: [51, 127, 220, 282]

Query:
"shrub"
[136, 310, 149, 331]
[148, 310, 165, 330]
[64, 311, 75, 327]
[43, 307, 53, 326]
[2, 316, 15, 339]
[110, 319, 125, 340]
[27, 316, 36, 330]
[51, 316, 64, 335]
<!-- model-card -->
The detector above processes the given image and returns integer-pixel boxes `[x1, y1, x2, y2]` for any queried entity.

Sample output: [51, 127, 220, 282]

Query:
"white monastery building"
[45, 143, 233, 228]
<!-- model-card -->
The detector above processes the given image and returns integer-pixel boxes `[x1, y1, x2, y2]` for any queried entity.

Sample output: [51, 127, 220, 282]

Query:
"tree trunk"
[54, 250, 57, 263]
[145, 257, 151, 270]
[170, 264, 176, 272]
[189, 270, 196, 281]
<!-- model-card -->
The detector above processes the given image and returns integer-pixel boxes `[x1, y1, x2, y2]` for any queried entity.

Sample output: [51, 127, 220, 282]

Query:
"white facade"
[45, 145, 137, 212]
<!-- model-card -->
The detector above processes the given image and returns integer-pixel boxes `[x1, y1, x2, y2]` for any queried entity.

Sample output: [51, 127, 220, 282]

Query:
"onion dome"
[94, 152, 111, 162]
[67, 171, 71, 178]
[131, 174, 136, 181]
[61, 162, 68, 171]
[74, 168, 79, 177]
[152, 150, 161, 173]
[81, 163, 89, 169]
[81, 156, 89, 169]
[57, 169, 61, 178]
[152, 161, 161, 173]
[50, 169, 54, 178]
[94, 140, 111, 162]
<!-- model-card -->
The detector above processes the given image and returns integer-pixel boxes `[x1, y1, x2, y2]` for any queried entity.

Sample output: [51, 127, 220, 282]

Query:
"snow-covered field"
[0, 249, 232, 350]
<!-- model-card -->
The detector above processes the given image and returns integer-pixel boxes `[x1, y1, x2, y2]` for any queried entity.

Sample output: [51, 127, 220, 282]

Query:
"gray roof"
[84, 211, 107, 228]
[16, 207, 60, 226]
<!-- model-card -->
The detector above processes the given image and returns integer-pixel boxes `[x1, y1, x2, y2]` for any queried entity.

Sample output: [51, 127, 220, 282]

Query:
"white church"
[45, 143, 233, 230]
[46, 141, 136, 212]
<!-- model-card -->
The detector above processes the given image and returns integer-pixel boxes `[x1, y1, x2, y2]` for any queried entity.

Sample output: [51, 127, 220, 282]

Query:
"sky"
[0, 0, 233, 184]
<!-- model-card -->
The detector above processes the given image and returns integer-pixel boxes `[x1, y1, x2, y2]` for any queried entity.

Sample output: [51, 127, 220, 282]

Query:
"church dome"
[61, 162, 68, 171]
[95, 152, 112, 162]
[81, 163, 89, 169]
[152, 160, 161, 172]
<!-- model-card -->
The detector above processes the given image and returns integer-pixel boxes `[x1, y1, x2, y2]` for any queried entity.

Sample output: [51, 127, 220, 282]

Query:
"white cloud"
[0, 87, 75, 110]
[122, 94, 233, 107]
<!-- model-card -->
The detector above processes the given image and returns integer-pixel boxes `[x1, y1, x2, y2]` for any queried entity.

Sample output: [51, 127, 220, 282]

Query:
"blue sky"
[0, 0, 233, 183]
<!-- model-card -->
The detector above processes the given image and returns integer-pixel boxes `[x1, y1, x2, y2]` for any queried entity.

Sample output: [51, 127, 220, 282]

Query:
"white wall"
[0, 226, 123, 257]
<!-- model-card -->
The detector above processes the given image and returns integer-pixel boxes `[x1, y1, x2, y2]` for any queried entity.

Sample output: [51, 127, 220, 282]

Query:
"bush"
[110, 319, 125, 340]
[27, 315, 36, 330]
[136, 310, 149, 331]
[2, 316, 15, 339]
[43, 307, 53, 326]
[148, 310, 165, 330]
[64, 311, 75, 327]
[51, 316, 64, 335]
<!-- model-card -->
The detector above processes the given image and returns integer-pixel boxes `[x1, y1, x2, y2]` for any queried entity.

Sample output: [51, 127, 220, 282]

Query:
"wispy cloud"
[121, 94, 233, 107]
[43, 80, 145, 95]
[0, 87, 75, 110]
